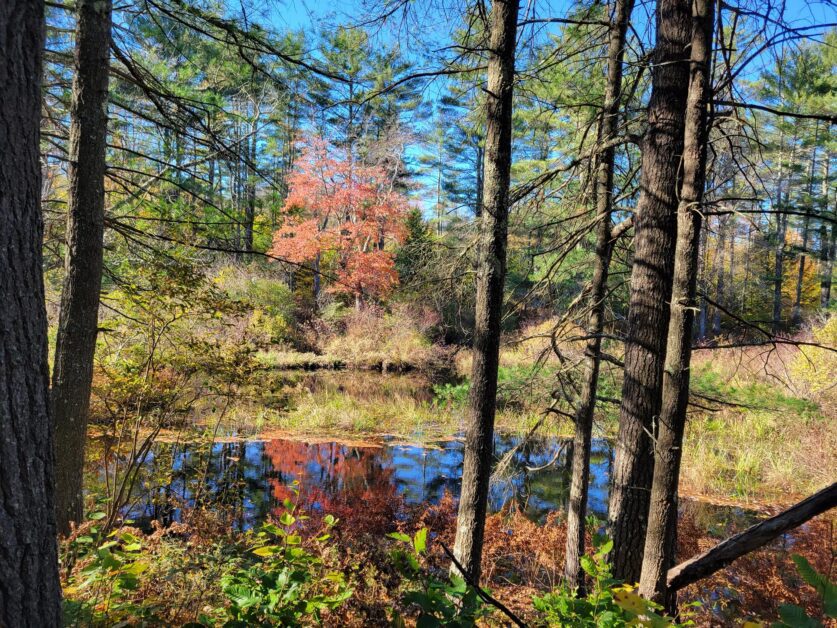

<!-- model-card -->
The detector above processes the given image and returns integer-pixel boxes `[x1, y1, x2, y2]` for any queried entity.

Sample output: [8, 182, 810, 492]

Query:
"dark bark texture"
[0, 0, 63, 623]
[668, 482, 837, 592]
[608, 0, 691, 584]
[563, 0, 634, 591]
[822, 222, 835, 308]
[452, 0, 519, 585]
[639, 0, 715, 603]
[52, 0, 112, 535]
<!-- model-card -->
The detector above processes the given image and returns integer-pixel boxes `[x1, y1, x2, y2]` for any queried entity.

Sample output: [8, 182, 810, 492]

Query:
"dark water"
[107, 433, 760, 535]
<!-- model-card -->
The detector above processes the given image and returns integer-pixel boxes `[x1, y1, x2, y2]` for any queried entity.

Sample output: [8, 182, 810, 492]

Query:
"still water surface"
[118, 433, 759, 536]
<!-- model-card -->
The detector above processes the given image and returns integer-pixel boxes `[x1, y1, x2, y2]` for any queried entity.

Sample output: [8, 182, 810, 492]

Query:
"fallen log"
[668, 482, 837, 592]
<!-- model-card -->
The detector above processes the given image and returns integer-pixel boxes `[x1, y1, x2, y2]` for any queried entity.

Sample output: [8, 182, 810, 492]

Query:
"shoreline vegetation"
[86, 304, 835, 507]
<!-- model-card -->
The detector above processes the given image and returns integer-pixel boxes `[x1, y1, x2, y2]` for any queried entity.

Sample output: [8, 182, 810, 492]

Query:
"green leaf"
[252, 545, 280, 557]
[387, 532, 412, 543]
[791, 554, 837, 618]
[416, 613, 443, 628]
[261, 523, 283, 537]
[776, 603, 822, 628]
[413, 528, 428, 554]
[580, 556, 597, 577]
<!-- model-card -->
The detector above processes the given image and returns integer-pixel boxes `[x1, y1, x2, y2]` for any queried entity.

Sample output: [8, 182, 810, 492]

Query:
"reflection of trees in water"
[262, 440, 399, 520]
[119, 435, 621, 530]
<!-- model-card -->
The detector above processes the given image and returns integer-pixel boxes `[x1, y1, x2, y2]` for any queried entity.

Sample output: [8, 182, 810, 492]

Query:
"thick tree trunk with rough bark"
[452, 0, 519, 585]
[638, 0, 714, 604]
[0, 0, 63, 623]
[563, 0, 634, 591]
[607, 0, 691, 584]
[52, 0, 112, 536]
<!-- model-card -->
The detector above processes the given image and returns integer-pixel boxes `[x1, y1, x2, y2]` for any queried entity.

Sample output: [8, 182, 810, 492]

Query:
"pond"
[108, 431, 762, 537]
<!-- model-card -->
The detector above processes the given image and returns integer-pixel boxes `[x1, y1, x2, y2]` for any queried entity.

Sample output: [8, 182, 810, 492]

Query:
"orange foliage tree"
[268, 137, 409, 304]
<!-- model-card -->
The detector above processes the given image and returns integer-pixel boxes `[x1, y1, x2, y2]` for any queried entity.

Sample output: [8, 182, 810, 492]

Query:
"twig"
[441, 542, 528, 627]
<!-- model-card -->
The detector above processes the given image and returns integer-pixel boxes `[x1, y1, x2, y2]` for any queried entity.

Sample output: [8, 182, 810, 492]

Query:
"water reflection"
[115, 434, 614, 530]
[113, 434, 763, 535]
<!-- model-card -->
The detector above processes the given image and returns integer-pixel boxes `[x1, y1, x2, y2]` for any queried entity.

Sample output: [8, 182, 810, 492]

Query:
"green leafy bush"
[771, 554, 836, 628]
[388, 528, 487, 626]
[218, 505, 352, 626]
[532, 534, 688, 627]
[63, 522, 157, 625]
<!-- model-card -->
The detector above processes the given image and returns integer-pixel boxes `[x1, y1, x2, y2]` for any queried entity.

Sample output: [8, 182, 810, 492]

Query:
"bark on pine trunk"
[52, 0, 112, 535]
[793, 216, 811, 327]
[697, 224, 709, 338]
[0, 0, 63, 623]
[772, 144, 795, 334]
[822, 222, 835, 309]
[638, 0, 715, 604]
[793, 143, 817, 327]
[563, 0, 634, 591]
[452, 0, 519, 584]
[244, 127, 256, 254]
[819, 156, 833, 309]
[607, 0, 691, 584]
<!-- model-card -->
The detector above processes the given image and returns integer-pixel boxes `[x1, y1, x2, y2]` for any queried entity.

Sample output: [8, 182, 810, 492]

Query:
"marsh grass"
[680, 350, 835, 502]
[268, 386, 546, 440]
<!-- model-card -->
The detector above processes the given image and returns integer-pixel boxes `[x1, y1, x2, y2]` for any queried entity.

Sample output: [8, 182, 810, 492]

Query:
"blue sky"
[268, 0, 835, 36]
[252, 0, 835, 213]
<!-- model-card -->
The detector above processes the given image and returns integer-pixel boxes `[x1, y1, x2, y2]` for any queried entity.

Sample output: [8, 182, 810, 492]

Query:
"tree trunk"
[668, 482, 837, 592]
[772, 143, 795, 334]
[0, 0, 63, 622]
[563, 0, 634, 591]
[638, 0, 714, 604]
[773, 211, 788, 332]
[244, 123, 257, 254]
[608, 0, 691, 584]
[793, 216, 811, 327]
[52, 0, 112, 536]
[742, 222, 753, 313]
[822, 222, 835, 309]
[452, 0, 519, 585]
[698, 223, 709, 338]
[727, 216, 735, 309]
[819, 155, 833, 309]
[793, 143, 817, 326]
[712, 216, 727, 336]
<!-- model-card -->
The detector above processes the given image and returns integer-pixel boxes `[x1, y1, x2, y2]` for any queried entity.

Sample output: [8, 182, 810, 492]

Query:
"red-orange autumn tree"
[269, 137, 409, 304]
